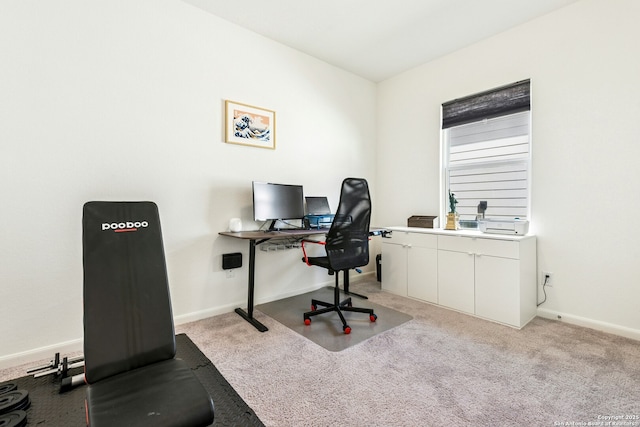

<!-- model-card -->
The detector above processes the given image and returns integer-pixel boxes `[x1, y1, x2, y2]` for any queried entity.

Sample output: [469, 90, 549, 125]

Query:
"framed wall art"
[224, 100, 276, 149]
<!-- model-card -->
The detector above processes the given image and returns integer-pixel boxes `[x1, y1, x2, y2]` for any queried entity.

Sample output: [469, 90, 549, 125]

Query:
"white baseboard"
[537, 308, 640, 341]
[173, 302, 240, 326]
[1, 272, 377, 371]
[0, 338, 83, 371]
[173, 281, 328, 325]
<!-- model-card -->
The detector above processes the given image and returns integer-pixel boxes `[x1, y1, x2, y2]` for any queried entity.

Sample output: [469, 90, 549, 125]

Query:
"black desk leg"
[235, 239, 269, 332]
[342, 270, 368, 300]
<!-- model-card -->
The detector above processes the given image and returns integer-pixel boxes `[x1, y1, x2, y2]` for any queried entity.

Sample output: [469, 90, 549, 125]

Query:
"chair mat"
[256, 287, 413, 352]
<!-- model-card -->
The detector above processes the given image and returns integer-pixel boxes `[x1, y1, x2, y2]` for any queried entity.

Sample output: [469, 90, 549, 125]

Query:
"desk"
[219, 228, 385, 332]
[219, 229, 326, 332]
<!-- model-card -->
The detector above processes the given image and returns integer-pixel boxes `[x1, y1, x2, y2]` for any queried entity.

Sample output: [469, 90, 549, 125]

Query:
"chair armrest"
[301, 239, 325, 266]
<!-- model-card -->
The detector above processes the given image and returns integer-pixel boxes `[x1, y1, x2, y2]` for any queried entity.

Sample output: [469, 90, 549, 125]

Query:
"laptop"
[305, 197, 331, 215]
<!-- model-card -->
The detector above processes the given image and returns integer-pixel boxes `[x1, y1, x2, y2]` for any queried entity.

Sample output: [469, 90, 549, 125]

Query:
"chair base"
[303, 279, 376, 334]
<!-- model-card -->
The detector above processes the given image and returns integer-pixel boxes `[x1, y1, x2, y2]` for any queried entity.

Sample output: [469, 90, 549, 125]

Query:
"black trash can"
[376, 254, 382, 281]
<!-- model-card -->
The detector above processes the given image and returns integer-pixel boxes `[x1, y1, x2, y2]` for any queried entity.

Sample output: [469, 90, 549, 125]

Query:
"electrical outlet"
[542, 271, 553, 287]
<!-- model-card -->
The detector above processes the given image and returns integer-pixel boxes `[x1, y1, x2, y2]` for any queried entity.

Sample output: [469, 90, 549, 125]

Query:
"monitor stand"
[266, 219, 304, 232]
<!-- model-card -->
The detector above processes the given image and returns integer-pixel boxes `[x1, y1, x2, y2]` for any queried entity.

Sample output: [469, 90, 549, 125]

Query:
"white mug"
[229, 218, 242, 232]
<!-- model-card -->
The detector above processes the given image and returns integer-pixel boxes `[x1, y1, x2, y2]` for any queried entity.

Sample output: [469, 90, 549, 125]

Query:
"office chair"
[301, 178, 377, 334]
[82, 201, 214, 427]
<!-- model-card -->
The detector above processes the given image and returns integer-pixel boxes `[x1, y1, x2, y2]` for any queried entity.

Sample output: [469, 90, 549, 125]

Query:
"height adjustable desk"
[219, 229, 324, 332]
[219, 228, 384, 332]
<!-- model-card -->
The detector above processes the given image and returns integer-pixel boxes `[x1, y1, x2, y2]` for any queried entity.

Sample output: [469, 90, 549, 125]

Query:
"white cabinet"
[437, 248, 475, 314]
[382, 227, 536, 329]
[381, 231, 437, 304]
[381, 237, 408, 296]
[408, 244, 438, 303]
[475, 255, 521, 326]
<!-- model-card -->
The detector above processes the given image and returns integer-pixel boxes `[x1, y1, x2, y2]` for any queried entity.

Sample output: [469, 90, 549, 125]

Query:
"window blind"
[442, 79, 530, 129]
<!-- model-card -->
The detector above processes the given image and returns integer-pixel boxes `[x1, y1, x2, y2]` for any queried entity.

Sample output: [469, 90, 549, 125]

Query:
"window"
[441, 80, 531, 223]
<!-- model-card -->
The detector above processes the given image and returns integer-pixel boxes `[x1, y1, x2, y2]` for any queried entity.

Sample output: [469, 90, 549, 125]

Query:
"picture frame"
[224, 100, 276, 149]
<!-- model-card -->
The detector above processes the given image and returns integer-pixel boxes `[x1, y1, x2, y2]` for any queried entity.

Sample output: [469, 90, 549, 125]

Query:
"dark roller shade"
[442, 79, 530, 129]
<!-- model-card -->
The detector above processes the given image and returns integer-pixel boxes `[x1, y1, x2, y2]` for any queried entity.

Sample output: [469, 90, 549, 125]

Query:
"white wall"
[0, 0, 377, 365]
[377, 0, 640, 338]
[4, 0, 638, 369]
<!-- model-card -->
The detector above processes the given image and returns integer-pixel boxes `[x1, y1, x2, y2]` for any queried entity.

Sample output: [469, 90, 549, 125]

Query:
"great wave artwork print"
[225, 100, 276, 149]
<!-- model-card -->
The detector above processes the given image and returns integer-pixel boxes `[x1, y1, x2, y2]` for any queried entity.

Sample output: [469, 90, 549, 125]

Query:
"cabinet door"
[475, 255, 520, 326]
[437, 250, 475, 314]
[381, 242, 407, 296]
[407, 246, 438, 304]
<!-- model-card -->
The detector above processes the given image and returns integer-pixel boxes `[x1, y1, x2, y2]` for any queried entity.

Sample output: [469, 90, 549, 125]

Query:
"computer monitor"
[252, 182, 304, 230]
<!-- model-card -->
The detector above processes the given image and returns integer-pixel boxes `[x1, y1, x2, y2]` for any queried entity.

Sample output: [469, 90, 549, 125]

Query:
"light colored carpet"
[3, 279, 640, 426]
[178, 280, 640, 426]
[256, 286, 412, 351]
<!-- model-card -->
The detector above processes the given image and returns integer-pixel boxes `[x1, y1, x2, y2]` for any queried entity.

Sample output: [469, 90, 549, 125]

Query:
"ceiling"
[182, 0, 578, 82]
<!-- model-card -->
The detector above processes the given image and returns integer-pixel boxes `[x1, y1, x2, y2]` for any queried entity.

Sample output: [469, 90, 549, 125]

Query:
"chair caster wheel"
[370, 314, 377, 322]
[304, 318, 311, 326]
[311, 304, 317, 311]
[343, 325, 351, 334]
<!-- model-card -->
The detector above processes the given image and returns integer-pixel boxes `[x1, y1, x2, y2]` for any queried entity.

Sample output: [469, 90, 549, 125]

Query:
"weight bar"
[26, 352, 60, 374]
[25, 351, 88, 395]
[60, 373, 85, 394]
[32, 357, 84, 379]
[28, 352, 84, 378]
